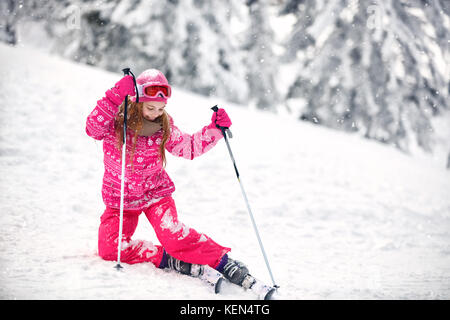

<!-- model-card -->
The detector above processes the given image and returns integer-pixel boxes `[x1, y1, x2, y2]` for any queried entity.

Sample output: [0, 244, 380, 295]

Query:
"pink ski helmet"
[131, 68, 172, 103]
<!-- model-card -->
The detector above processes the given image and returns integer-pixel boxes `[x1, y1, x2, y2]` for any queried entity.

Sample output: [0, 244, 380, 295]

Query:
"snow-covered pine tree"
[244, 0, 280, 111]
[0, 0, 59, 46]
[0, 0, 21, 44]
[281, 0, 449, 153]
[167, 0, 249, 104]
[74, 0, 174, 73]
[279, 0, 317, 64]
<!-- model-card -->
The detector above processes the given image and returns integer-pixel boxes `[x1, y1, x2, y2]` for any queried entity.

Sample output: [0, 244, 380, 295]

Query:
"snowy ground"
[0, 43, 449, 300]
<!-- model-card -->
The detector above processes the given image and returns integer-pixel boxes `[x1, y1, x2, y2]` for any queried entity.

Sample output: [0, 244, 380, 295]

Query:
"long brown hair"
[114, 97, 171, 167]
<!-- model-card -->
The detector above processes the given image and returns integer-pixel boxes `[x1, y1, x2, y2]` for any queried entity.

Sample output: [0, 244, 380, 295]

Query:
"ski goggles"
[137, 84, 172, 99]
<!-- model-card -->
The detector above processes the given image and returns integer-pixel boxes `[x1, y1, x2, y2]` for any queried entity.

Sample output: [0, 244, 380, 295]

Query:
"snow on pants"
[98, 196, 230, 268]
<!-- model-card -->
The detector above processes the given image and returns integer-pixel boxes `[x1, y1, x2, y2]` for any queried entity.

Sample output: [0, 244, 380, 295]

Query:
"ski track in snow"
[0, 43, 449, 299]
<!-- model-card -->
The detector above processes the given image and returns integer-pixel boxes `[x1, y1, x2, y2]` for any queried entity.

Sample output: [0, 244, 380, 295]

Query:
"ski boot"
[221, 257, 250, 286]
[166, 254, 224, 294]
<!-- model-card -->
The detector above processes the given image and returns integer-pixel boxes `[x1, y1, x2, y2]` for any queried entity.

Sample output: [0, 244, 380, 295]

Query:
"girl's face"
[142, 101, 166, 121]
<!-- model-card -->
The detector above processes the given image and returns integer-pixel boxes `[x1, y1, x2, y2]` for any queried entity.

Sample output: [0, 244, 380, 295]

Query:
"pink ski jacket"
[86, 86, 223, 210]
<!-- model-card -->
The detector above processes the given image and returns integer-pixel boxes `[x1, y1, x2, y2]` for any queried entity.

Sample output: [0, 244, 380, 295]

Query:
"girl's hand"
[114, 75, 135, 99]
[211, 108, 232, 129]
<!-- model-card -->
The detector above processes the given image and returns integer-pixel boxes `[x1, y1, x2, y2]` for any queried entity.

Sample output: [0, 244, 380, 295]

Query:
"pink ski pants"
[98, 196, 230, 268]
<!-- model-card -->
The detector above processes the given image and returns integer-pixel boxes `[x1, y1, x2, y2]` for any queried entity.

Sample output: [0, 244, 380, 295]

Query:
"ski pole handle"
[122, 67, 139, 103]
[119, 67, 139, 144]
[211, 105, 232, 139]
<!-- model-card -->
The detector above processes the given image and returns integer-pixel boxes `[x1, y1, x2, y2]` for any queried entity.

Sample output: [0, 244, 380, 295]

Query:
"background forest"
[1, 0, 449, 165]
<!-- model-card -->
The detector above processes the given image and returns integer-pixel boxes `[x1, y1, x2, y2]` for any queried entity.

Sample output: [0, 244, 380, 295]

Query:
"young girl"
[86, 69, 250, 286]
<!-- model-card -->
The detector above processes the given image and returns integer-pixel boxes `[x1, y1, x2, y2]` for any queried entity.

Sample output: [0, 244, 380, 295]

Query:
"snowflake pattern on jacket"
[86, 85, 223, 210]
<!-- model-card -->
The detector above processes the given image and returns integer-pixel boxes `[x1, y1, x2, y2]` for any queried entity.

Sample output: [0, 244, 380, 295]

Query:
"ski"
[192, 264, 224, 294]
[249, 278, 277, 300]
[239, 274, 278, 300]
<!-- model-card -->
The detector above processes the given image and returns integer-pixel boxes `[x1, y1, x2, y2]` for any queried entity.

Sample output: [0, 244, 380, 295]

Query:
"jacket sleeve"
[165, 116, 224, 160]
[85, 87, 124, 140]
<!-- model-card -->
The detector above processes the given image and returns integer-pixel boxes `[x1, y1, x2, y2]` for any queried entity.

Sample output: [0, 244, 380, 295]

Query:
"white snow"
[1, 43, 449, 299]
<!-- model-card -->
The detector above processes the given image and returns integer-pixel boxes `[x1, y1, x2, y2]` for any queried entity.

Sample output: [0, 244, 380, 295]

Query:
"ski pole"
[115, 68, 138, 270]
[211, 106, 279, 288]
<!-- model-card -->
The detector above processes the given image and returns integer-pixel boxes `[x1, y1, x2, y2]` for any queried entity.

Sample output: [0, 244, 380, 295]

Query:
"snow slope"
[0, 43, 449, 300]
